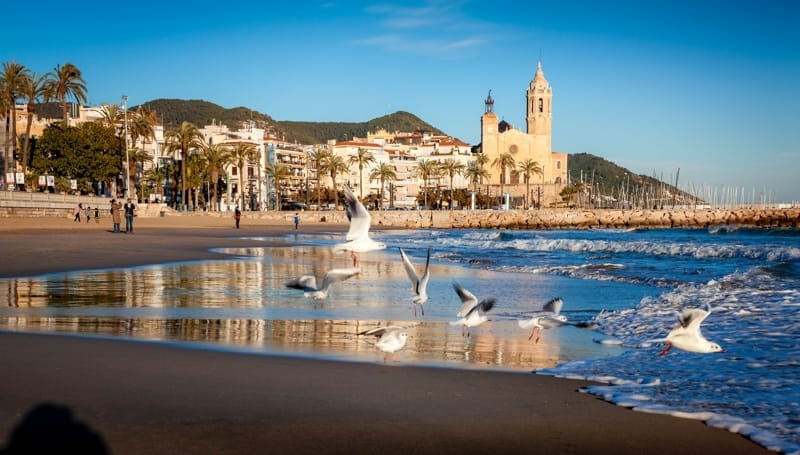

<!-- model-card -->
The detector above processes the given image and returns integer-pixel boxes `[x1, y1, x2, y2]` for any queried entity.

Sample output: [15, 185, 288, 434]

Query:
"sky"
[4, 0, 799, 202]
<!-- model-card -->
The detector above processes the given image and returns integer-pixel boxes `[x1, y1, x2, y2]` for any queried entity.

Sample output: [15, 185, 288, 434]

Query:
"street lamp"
[122, 95, 131, 200]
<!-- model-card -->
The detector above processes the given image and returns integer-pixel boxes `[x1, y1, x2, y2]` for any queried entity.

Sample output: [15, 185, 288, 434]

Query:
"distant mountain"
[135, 99, 445, 145]
[568, 152, 699, 206]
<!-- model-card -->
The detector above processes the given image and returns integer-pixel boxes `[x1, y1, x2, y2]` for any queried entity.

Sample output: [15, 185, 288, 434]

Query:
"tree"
[128, 148, 152, 202]
[308, 148, 330, 210]
[2, 61, 29, 173]
[98, 104, 122, 129]
[265, 162, 291, 210]
[414, 159, 440, 210]
[31, 122, 123, 193]
[185, 152, 207, 210]
[464, 162, 490, 209]
[164, 121, 203, 209]
[45, 62, 87, 126]
[319, 153, 349, 209]
[348, 147, 375, 200]
[492, 152, 515, 206]
[202, 143, 233, 211]
[517, 159, 543, 209]
[143, 165, 168, 202]
[20, 71, 50, 174]
[440, 158, 465, 210]
[230, 142, 258, 210]
[369, 162, 397, 210]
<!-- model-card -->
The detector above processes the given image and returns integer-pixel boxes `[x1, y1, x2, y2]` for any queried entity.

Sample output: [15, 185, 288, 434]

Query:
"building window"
[232, 167, 238, 176]
[538, 98, 544, 113]
[556, 161, 561, 170]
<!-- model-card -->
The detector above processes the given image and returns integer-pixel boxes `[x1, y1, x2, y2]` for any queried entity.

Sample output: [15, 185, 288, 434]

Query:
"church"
[480, 61, 568, 208]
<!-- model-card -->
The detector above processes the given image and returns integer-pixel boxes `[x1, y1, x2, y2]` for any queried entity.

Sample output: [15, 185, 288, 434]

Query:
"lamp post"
[122, 95, 130, 200]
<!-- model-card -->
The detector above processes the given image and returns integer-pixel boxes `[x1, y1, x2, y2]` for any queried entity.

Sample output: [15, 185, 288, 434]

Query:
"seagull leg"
[420, 304, 424, 316]
[658, 342, 672, 356]
[528, 327, 535, 341]
[413, 304, 417, 317]
[535, 328, 541, 344]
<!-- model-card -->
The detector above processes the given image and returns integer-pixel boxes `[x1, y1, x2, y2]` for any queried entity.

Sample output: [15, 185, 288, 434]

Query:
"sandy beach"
[0, 215, 769, 454]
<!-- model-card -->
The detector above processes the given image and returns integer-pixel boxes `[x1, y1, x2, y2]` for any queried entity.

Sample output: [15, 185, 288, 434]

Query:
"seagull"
[657, 303, 724, 355]
[358, 325, 408, 363]
[518, 297, 568, 343]
[333, 185, 386, 259]
[399, 247, 431, 317]
[449, 282, 496, 337]
[284, 267, 360, 304]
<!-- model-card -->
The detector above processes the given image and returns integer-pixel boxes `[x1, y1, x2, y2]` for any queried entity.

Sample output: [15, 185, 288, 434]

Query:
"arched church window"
[538, 98, 543, 113]
[556, 160, 561, 170]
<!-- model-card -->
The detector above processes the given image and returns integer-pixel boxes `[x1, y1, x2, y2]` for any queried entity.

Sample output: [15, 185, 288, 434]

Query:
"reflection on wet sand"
[0, 245, 621, 371]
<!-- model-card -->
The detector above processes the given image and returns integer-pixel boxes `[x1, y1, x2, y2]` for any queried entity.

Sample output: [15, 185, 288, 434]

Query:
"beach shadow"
[1, 403, 108, 454]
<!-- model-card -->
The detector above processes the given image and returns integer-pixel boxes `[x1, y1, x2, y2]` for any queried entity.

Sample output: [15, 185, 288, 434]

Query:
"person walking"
[123, 198, 136, 233]
[85, 205, 91, 223]
[294, 212, 300, 230]
[94, 206, 100, 224]
[110, 199, 122, 233]
[234, 207, 241, 229]
[74, 203, 82, 222]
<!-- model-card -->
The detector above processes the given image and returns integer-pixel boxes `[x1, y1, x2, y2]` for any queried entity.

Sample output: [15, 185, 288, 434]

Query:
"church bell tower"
[526, 61, 552, 137]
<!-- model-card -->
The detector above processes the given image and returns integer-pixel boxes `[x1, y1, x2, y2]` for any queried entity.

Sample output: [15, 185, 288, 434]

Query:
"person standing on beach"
[234, 207, 241, 229]
[94, 206, 100, 224]
[110, 199, 122, 233]
[124, 198, 136, 233]
[85, 205, 91, 223]
[294, 212, 300, 230]
[74, 203, 82, 222]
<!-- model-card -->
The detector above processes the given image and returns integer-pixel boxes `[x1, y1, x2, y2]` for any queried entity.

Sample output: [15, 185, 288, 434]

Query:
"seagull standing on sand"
[399, 247, 431, 317]
[333, 185, 386, 260]
[518, 297, 568, 343]
[284, 267, 360, 304]
[449, 282, 496, 337]
[657, 303, 724, 355]
[358, 326, 408, 363]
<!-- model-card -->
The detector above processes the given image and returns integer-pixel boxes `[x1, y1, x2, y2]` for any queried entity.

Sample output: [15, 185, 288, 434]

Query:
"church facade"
[480, 61, 568, 208]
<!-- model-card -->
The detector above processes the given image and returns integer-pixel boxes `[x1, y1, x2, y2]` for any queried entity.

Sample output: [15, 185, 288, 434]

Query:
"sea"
[0, 225, 798, 453]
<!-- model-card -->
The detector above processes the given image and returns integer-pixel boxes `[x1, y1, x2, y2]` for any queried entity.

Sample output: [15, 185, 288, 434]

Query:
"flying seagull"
[399, 247, 431, 317]
[656, 303, 724, 355]
[449, 282, 496, 337]
[285, 267, 360, 304]
[333, 185, 386, 259]
[358, 325, 408, 363]
[517, 297, 568, 343]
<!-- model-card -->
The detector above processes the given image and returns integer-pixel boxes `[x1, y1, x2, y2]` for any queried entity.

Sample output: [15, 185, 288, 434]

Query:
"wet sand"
[0, 215, 768, 454]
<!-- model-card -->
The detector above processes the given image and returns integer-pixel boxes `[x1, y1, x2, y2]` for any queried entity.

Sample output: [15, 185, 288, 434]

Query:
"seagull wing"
[398, 247, 420, 293]
[464, 297, 496, 317]
[542, 297, 564, 315]
[418, 248, 431, 294]
[359, 325, 405, 338]
[453, 282, 478, 317]
[319, 267, 360, 293]
[285, 275, 318, 291]
[343, 185, 372, 241]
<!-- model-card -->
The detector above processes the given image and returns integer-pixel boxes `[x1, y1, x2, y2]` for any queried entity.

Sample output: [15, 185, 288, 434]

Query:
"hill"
[568, 152, 698, 207]
[136, 99, 445, 144]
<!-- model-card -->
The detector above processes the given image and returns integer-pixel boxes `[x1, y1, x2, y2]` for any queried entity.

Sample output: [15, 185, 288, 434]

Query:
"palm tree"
[127, 111, 155, 198]
[144, 165, 168, 202]
[517, 159, 543, 209]
[164, 121, 203, 209]
[348, 147, 375, 200]
[464, 162, 490, 208]
[185, 152, 207, 210]
[440, 158, 465, 210]
[19, 71, 50, 174]
[230, 142, 258, 210]
[128, 149, 152, 202]
[414, 159, 440, 210]
[308, 148, 330, 210]
[46, 62, 87, 126]
[98, 103, 122, 128]
[369, 162, 397, 210]
[492, 152, 515, 206]
[319, 153, 350, 209]
[1, 62, 29, 173]
[265, 162, 291, 210]
[202, 143, 233, 211]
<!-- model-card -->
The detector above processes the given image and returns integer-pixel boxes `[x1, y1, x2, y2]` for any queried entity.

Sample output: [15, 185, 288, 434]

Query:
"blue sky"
[5, 0, 799, 202]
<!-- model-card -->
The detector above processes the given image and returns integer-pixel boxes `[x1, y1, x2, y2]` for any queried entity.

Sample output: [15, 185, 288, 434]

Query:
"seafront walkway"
[1, 190, 797, 229]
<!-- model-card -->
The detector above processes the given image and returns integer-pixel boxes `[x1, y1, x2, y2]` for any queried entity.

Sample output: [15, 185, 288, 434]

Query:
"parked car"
[281, 201, 308, 211]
